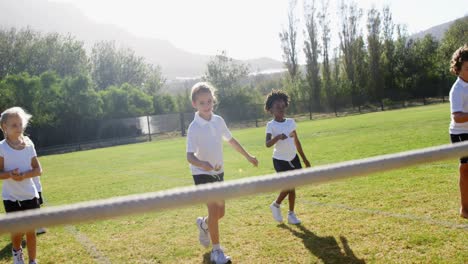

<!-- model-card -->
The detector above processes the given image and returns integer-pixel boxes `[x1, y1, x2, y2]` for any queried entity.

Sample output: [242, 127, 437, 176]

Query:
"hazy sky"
[51, 0, 467, 61]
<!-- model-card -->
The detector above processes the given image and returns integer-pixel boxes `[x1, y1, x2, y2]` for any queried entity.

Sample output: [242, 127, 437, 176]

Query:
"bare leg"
[207, 201, 225, 245]
[11, 233, 23, 251]
[25, 230, 36, 261]
[460, 164, 468, 218]
[288, 189, 296, 212]
[275, 191, 290, 205]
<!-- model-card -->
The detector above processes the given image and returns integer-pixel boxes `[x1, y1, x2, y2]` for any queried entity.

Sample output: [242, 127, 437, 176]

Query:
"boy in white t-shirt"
[448, 44, 468, 219]
[264, 90, 310, 224]
[186, 82, 258, 264]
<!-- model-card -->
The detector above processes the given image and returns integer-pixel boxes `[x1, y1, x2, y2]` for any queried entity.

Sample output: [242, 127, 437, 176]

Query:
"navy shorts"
[273, 154, 302, 172]
[450, 134, 468, 164]
[193, 173, 224, 185]
[3, 197, 40, 213]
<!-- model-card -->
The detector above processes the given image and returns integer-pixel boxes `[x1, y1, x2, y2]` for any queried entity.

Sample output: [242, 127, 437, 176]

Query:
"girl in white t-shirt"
[0, 107, 42, 264]
[265, 90, 310, 224]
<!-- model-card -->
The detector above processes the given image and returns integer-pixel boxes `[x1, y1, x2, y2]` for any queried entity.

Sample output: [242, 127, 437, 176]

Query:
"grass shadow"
[279, 224, 365, 264]
[202, 252, 211, 264]
[0, 240, 26, 261]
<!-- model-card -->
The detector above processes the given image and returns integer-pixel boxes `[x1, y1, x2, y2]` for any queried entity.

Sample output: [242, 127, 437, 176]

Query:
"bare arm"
[186, 152, 215, 171]
[291, 130, 311, 167]
[453, 112, 468, 123]
[0, 157, 12, 180]
[11, 156, 42, 182]
[265, 133, 287, 148]
[228, 138, 258, 167]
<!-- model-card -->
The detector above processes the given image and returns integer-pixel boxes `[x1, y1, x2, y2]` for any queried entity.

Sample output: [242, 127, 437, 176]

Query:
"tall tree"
[280, 0, 300, 80]
[304, 0, 322, 112]
[318, 0, 332, 111]
[338, 0, 362, 111]
[203, 51, 255, 120]
[367, 7, 383, 110]
[381, 6, 396, 101]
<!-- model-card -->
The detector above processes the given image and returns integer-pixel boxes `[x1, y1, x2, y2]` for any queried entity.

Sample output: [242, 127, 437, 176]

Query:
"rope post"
[180, 112, 186, 137]
[146, 115, 152, 142]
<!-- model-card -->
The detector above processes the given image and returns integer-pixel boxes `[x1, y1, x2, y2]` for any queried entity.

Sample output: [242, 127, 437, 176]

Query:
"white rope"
[1, 141, 467, 234]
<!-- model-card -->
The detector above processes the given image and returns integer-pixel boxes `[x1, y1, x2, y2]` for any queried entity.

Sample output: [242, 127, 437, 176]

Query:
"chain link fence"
[32, 96, 448, 155]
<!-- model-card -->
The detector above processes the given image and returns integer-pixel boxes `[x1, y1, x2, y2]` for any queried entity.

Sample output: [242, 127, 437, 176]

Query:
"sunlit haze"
[50, 0, 467, 61]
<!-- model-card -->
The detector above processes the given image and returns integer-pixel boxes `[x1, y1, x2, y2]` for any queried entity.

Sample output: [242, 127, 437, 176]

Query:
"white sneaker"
[29, 260, 37, 264]
[270, 202, 283, 222]
[210, 248, 231, 264]
[12, 248, 24, 264]
[288, 212, 301, 225]
[36, 227, 47, 235]
[196, 217, 210, 248]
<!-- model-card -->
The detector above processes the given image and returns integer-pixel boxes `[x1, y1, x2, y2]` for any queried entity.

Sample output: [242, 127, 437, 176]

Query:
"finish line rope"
[1, 141, 467, 234]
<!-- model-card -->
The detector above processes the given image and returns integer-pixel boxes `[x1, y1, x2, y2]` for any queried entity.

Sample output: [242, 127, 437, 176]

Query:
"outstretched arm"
[228, 138, 258, 167]
[291, 131, 310, 167]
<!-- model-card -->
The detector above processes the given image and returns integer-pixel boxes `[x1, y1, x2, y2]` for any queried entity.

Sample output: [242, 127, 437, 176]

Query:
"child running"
[448, 44, 468, 219]
[186, 82, 258, 264]
[264, 90, 310, 224]
[0, 107, 42, 264]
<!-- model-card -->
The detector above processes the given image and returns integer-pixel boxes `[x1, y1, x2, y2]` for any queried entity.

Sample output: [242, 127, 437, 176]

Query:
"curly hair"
[450, 44, 468, 75]
[264, 90, 289, 112]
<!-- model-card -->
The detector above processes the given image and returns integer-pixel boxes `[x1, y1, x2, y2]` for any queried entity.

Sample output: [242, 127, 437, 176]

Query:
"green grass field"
[1, 103, 467, 263]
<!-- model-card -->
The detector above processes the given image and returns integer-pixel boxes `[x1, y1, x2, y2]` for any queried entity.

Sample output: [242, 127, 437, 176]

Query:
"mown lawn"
[0, 103, 466, 263]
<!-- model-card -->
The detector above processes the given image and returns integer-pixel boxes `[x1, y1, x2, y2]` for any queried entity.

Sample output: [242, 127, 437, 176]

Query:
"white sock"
[272, 201, 280, 208]
[212, 244, 221, 250]
[288, 211, 294, 214]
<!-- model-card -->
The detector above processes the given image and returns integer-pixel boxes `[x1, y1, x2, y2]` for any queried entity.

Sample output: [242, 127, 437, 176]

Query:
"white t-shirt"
[0, 139, 39, 201]
[449, 77, 468, 134]
[266, 118, 297, 161]
[186, 112, 233, 175]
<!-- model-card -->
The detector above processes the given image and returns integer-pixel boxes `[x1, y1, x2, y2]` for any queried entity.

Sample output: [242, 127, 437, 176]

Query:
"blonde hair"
[190, 82, 216, 102]
[0, 107, 32, 134]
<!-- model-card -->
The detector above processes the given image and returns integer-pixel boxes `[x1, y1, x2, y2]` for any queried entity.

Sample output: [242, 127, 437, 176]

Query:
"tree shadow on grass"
[279, 224, 365, 264]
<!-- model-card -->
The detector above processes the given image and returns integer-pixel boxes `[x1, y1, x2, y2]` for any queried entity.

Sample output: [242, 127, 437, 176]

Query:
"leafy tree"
[381, 6, 397, 101]
[318, 0, 333, 110]
[304, 0, 322, 111]
[60, 74, 103, 121]
[439, 16, 468, 63]
[280, 0, 300, 80]
[367, 7, 384, 109]
[338, 0, 363, 110]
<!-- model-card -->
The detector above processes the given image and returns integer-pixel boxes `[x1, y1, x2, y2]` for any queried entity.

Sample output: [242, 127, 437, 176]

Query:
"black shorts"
[450, 134, 468, 164]
[38, 192, 43, 206]
[273, 154, 302, 172]
[193, 173, 224, 185]
[3, 197, 40, 213]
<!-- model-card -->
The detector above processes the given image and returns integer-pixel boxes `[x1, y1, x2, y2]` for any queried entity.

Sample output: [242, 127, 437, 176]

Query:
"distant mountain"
[410, 15, 467, 41]
[0, 0, 284, 79]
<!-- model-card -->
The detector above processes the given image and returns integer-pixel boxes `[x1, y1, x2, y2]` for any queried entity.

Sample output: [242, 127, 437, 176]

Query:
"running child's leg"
[275, 191, 289, 204]
[25, 230, 36, 261]
[11, 233, 23, 251]
[207, 201, 225, 245]
[288, 189, 296, 212]
[460, 163, 468, 218]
